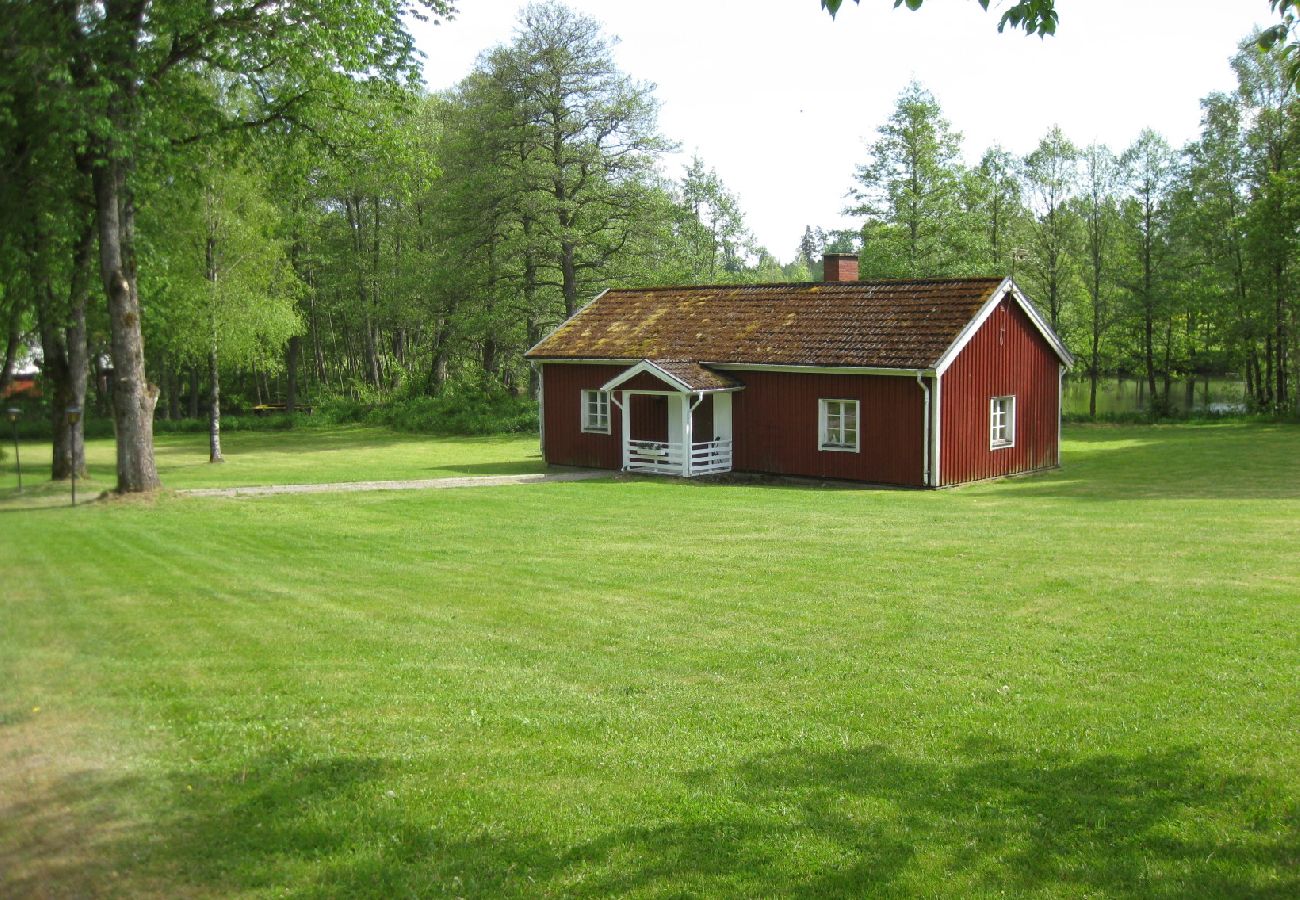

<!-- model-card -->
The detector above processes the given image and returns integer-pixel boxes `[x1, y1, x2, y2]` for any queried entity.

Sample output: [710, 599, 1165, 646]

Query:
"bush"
[358, 391, 538, 435]
[7, 387, 540, 441]
[153, 413, 317, 434]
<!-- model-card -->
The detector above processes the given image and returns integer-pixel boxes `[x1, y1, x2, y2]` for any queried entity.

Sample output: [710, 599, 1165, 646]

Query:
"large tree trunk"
[64, 220, 92, 479]
[34, 213, 92, 480]
[0, 300, 20, 400]
[560, 240, 578, 318]
[93, 157, 160, 492]
[37, 288, 73, 480]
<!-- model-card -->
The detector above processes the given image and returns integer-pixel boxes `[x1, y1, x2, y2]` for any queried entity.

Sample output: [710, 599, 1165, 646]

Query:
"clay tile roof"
[526, 278, 1008, 369]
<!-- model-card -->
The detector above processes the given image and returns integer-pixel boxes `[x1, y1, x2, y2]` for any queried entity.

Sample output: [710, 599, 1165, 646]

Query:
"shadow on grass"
[9, 740, 1294, 897]
[552, 741, 1297, 898]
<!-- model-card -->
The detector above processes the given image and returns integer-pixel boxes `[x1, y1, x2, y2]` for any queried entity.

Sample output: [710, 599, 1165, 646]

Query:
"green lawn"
[0, 426, 544, 508]
[2, 424, 1297, 897]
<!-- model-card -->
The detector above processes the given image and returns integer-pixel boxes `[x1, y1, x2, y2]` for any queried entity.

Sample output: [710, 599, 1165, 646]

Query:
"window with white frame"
[990, 395, 1015, 449]
[818, 398, 859, 452]
[581, 389, 610, 433]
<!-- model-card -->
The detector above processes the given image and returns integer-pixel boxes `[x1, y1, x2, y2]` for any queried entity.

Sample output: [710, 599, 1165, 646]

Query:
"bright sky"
[411, 0, 1274, 262]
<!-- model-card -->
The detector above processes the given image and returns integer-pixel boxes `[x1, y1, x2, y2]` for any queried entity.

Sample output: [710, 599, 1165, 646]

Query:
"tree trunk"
[93, 158, 160, 492]
[65, 219, 92, 479]
[38, 291, 73, 480]
[208, 342, 223, 464]
[34, 213, 92, 480]
[166, 363, 181, 420]
[310, 294, 327, 384]
[206, 220, 223, 463]
[0, 300, 20, 400]
[527, 318, 542, 399]
[561, 240, 578, 318]
[188, 366, 200, 418]
[286, 335, 301, 413]
[1276, 273, 1288, 410]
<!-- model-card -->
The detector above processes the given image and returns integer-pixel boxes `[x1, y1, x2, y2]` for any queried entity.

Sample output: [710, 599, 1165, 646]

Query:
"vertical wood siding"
[939, 298, 1061, 486]
[539, 363, 625, 469]
[693, 397, 715, 441]
[629, 394, 669, 442]
[542, 363, 926, 482]
[618, 371, 683, 392]
[731, 371, 925, 485]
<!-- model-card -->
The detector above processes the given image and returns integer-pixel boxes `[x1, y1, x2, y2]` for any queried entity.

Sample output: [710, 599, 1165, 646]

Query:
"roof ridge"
[602, 276, 1007, 293]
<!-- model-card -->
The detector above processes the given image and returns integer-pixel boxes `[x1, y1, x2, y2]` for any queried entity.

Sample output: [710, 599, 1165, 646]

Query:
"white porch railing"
[625, 439, 732, 477]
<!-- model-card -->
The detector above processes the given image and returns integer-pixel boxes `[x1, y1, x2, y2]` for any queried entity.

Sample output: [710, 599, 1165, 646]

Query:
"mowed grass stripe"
[1, 423, 1297, 896]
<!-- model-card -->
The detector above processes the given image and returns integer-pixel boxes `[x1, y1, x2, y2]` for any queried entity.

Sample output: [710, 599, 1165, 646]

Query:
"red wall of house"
[939, 298, 1061, 486]
[628, 394, 669, 442]
[730, 370, 925, 486]
[540, 363, 626, 469]
[541, 363, 927, 483]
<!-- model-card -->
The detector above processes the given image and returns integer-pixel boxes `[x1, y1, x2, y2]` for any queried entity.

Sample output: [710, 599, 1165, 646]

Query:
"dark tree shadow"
[8, 740, 1293, 898]
[545, 739, 1298, 898]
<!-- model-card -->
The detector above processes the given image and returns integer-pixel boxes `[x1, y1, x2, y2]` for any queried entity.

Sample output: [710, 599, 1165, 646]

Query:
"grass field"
[1, 423, 1297, 897]
[0, 427, 543, 509]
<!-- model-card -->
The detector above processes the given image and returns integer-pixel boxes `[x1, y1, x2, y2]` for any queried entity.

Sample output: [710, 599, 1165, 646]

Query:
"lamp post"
[5, 407, 19, 492]
[66, 405, 81, 507]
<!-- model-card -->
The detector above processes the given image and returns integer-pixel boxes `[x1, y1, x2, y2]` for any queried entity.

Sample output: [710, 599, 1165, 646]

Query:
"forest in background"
[2, 1, 1298, 487]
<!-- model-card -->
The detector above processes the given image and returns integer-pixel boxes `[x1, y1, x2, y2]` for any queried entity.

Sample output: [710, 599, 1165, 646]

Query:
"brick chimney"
[823, 253, 859, 283]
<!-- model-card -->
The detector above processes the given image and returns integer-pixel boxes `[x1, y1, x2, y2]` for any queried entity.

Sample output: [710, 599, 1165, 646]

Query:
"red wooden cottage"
[525, 255, 1073, 487]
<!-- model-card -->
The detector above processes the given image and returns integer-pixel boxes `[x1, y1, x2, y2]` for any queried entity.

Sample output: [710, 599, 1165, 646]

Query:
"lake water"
[1063, 376, 1247, 416]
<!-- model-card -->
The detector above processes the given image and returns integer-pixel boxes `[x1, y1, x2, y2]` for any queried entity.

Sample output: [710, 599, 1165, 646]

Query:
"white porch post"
[621, 390, 630, 470]
[680, 393, 692, 477]
[713, 393, 732, 443]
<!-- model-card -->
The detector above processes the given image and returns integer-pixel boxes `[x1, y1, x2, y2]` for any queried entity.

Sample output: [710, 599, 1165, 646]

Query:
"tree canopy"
[820, 0, 1059, 35]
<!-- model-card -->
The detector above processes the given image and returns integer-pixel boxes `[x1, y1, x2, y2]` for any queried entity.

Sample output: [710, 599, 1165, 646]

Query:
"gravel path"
[177, 470, 607, 499]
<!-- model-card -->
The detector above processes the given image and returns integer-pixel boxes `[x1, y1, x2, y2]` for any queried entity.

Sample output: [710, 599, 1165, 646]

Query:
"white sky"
[411, 0, 1274, 262]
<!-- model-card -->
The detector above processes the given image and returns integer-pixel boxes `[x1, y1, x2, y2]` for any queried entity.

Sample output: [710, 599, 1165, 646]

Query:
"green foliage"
[849, 81, 981, 278]
[144, 159, 303, 372]
[822, 0, 1059, 35]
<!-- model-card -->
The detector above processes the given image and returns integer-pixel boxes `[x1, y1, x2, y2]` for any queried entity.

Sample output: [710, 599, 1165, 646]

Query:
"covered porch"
[601, 359, 743, 477]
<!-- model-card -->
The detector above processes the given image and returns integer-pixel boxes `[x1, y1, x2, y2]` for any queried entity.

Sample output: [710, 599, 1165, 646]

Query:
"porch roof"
[600, 359, 743, 394]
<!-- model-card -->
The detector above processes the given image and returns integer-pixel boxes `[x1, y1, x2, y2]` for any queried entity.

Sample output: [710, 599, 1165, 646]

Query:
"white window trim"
[818, 398, 860, 453]
[990, 395, 1016, 450]
[581, 389, 611, 434]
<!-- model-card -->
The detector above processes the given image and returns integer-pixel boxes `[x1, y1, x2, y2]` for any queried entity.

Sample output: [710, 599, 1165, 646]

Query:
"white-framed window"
[818, 398, 860, 452]
[990, 395, 1016, 449]
[581, 389, 610, 434]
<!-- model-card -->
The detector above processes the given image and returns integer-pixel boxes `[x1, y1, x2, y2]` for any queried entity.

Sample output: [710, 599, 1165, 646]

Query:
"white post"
[713, 393, 732, 443]
[621, 390, 631, 470]
[680, 393, 692, 477]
